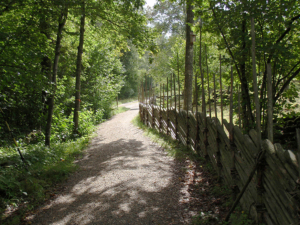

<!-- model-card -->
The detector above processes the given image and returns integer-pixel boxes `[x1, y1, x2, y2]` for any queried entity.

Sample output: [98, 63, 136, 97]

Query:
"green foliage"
[147, 0, 185, 36]
[119, 43, 143, 99]
[0, 96, 135, 222]
[0, 0, 155, 221]
[193, 0, 300, 131]
[0, 0, 155, 146]
[0, 135, 89, 220]
[51, 107, 73, 142]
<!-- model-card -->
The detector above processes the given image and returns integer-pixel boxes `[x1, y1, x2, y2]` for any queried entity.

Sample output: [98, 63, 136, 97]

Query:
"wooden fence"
[137, 17, 300, 225]
[139, 101, 300, 224]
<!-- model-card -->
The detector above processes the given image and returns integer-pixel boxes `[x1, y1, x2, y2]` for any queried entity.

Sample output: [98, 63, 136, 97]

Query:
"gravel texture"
[30, 102, 188, 225]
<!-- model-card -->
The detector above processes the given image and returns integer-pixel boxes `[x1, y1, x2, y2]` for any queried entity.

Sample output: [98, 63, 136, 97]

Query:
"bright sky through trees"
[146, 0, 157, 7]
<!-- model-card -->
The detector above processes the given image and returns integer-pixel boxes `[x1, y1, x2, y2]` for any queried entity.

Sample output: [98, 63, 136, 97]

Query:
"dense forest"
[1, 0, 300, 223]
[0, 0, 156, 147]
[0, 0, 156, 222]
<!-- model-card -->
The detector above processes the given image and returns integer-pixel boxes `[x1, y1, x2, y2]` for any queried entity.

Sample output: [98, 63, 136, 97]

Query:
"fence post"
[163, 83, 165, 133]
[297, 128, 300, 177]
[254, 19, 266, 223]
[170, 76, 173, 137]
[152, 85, 155, 128]
[146, 77, 149, 126]
[163, 84, 165, 109]
[145, 76, 147, 105]
[219, 54, 223, 127]
[186, 76, 190, 146]
[229, 67, 234, 140]
[142, 82, 145, 104]
[186, 106, 190, 146]
[202, 67, 208, 158]
[143, 83, 146, 123]
[174, 73, 178, 140]
[205, 45, 211, 118]
[251, 17, 261, 149]
[195, 54, 199, 152]
[267, 63, 273, 142]
[296, 128, 300, 209]
[214, 71, 222, 179]
[140, 83, 142, 103]
[139, 83, 142, 119]
[138, 83, 140, 103]
[170, 75, 173, 109]
[238, 85, 241, 129]
[214, 73, 217, 122]
[229, 66, 239, 201]
[178, 71, 181, 111]
[199, 25, 208, 157]
[256, 150, 266, 223]
[160, 84, 162, 132]
[167, 78, 170, 136]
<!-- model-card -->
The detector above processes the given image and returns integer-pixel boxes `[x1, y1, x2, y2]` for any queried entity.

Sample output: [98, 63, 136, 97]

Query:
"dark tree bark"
[41, 56, 51, 116]
[73, 1, 85, 133]
[240, 18, 254, 131]
[45, 8, 68, 146]
[184, 0, 194, 111]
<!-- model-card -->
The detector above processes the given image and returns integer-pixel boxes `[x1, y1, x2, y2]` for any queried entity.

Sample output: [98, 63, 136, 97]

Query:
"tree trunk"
[73, 1, 86, 133]
[45, 9, 68, 146]
[240, 18, 254, 131]
[184, 0, 194, 111]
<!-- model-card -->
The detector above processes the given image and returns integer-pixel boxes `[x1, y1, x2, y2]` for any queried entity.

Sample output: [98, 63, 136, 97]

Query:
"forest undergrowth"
[0, 105, 131, 225]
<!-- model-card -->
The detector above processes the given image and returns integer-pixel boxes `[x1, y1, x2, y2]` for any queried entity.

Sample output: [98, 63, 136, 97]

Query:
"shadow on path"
[31, 135, 185, 225]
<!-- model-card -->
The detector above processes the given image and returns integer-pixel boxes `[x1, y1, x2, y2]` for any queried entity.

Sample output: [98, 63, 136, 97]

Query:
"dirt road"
[31, 102, 188, 225]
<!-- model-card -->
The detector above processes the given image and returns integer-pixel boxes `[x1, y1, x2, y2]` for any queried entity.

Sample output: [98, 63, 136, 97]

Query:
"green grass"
[0, 135, 91, 224]
[131, 115, 201, 161]
[111, 106, 130, 116]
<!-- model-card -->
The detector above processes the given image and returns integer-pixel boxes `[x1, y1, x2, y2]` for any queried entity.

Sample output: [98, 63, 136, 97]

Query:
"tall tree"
[147, 0, 185, 36]
[184, 0, 194, 110]
[45, 6, 69, 146]
[73, 0, 85, 133]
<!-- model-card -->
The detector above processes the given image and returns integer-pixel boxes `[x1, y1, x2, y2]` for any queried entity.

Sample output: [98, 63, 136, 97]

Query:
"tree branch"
[275, 60, 300, 89]
[210, 4, 241, 81]
[267, 14, 300, 64]
[274, 66, 300, 104]
[260, 14, 300, 101]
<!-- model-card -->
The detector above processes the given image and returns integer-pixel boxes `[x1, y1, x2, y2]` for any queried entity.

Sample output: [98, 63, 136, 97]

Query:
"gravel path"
[31, 102, 187, 225]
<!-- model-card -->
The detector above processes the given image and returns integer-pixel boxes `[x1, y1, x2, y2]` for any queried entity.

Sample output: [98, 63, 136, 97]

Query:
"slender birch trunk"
[45, 8, 68, 146]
